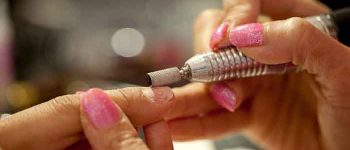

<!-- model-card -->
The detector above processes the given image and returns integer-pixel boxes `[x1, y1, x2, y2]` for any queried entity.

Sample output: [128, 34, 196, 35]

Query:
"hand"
[165, 1, 350, 150]
[0, 87, 175, 150]
[79, 88, 173, 150]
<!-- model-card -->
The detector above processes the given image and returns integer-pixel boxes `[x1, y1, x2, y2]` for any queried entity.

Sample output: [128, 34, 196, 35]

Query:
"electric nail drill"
[147, 7, 350, 86]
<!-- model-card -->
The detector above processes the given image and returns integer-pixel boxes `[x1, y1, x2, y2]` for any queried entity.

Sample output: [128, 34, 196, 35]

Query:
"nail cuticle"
[142, 87, 174, 102]
[142, 88, 156, 102]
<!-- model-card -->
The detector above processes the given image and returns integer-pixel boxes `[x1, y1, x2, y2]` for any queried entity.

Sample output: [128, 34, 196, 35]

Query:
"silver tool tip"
[147, 67, 182, 86]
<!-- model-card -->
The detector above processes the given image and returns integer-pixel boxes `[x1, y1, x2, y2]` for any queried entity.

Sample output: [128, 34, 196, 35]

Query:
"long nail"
[210, 22, 230, 50]
[229, 23, 264, 47]
[81, 88, 121, 129]
[210, 83, 236, 112]
[142, 87, 174, 102]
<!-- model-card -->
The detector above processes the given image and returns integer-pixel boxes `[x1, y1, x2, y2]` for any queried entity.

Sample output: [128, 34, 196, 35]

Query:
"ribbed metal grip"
[206, 47, 267, 81]
[185, 47, 295, 82]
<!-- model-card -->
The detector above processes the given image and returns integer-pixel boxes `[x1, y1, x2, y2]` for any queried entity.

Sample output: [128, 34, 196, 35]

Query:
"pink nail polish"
[210, 22, 230, 50]
[142, 87, 174, 102]
[210, 83, 236, 112]
[81, 88, 121, 129]
[229, 23, 264, 47]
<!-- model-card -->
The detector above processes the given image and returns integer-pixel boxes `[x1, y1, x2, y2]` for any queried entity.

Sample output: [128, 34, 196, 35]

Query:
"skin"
[0, 87, 174, 150]
[79, 89, 173, 150]
[0, 1, 349, 150]
[165, 0, 350, 150]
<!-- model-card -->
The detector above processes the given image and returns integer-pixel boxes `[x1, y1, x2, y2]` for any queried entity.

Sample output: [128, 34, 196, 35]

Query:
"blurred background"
[0, 0, 258, 149]
[0, 0, 347, 149]
[1, 0, 210, 112]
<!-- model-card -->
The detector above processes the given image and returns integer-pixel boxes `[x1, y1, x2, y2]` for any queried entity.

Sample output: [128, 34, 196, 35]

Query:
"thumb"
[228, 17, 350, 76]
[80, 88, 148, 150]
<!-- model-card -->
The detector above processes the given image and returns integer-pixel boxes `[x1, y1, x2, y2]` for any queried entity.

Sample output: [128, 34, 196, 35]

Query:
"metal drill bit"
[147, 67, 182, 86]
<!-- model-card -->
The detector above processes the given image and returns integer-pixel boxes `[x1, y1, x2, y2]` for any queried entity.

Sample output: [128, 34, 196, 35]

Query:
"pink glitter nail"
[229, 23, 264, 47]
[81, 88, 121, 129]
[210, 82, 236, 112]
[210, 22, 230, 50]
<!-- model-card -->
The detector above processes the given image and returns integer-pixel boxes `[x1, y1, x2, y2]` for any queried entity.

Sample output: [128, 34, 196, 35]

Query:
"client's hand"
[78, 88, 173, 150]
[0, 87, 174, 150]
[166, 1, 350, 150]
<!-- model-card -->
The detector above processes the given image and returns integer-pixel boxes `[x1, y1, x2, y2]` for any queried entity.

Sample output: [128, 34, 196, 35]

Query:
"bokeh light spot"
[111, 28, 145, 57]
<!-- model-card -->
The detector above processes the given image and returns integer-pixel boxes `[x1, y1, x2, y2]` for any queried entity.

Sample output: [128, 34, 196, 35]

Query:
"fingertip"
[144, 120, 173, 150]
[209, 22, 232, 51]
[80, 88, 122, 129]
[193, 9, 224, 52]
[210, 82, 236, 112]
[104, 87, 176, 127]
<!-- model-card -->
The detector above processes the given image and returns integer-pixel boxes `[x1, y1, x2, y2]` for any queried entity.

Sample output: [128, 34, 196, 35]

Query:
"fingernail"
[229, 23, 264, 47]
[81, 88, 121, 129]
[210, 22, 231, 50]
[142, 87, 174, 102]
[210, 83, 236, 112]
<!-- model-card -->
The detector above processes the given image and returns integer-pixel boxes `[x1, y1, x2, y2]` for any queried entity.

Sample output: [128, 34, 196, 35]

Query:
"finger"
[194, 9, 224, 52]
[166, 83, 220, 119]
[228, 18, 350, 106]
[0, 87, 175, 149]
[207, 0, 259, 50]
[222, 0, 260, 26]
[229, 18, 349, 74]
[144, 120, 173, 150]
[80, 88, 148, 150]
[222, 78, 259, 110]
[211, 0, 329, 50]
[168, 80, 253, 118]
[210, 81, 250, 112]
[106, 86, 174, 126]
[204, 78, 259, 113]
[168, 109, 250, 141]
[262, 0, 330, 19]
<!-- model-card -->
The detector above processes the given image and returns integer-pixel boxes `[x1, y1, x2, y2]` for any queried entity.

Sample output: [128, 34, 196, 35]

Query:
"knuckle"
[117, 137, 145, 149]
[106, 130, 145, 149]
[120, 87, 144, 99]
[113, 89, 131, 112]
[112, 87, 144, 113]
[284, 17, 321, 68]
[287, 17, 317, 40]
[285, 17, 314, 36]
[49, 94, 80, 114]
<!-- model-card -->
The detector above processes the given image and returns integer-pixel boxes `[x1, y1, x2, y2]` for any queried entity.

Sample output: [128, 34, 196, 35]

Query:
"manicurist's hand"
[0, 87, 175, 150]
[166, 1, 350, 150]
